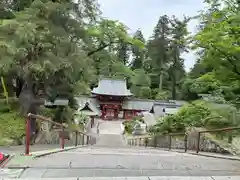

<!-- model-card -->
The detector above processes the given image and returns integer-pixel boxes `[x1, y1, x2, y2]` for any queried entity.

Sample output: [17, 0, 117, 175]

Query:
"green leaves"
[193, 0, 240, 77]
[87, 19, 144, 50]
[187, 0, 240, 103]
[153, 100, 237, 134]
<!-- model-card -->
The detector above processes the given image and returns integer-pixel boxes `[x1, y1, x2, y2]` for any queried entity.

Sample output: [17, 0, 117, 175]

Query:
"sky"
[98, 0, 206, 71]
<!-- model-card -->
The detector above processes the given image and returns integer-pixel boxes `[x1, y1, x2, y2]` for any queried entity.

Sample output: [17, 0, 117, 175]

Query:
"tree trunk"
[16, 77, 24, 97]
[171, 73, 176, 100]
[19, 76, 41, 142]
[159, 60, 164, 90]
[19, 77, 36, 115]
[159, 71, 163, 90]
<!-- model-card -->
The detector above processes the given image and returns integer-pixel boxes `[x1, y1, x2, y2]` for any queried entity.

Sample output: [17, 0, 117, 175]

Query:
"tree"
[130, 29, 146, 70]
[130, 69, 151, 98]
[167, 16, 189, 99]
[192, 0, 240, 103]
[147, 15, 171, 91]
[0, 0, 144, 116]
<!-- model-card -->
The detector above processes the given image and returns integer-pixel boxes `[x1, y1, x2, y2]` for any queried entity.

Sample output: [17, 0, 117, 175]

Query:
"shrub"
[0, 112, 25, 145]
[153, 100, 237, 134]
[123, 117, 145, 134]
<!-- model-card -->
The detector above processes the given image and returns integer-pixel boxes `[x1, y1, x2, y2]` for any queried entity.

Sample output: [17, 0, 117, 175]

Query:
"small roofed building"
[152, 100, 186, 119]
[77, 101, 100, 117]
[75, 97, 100, 127]
[91, 77, 132, 120]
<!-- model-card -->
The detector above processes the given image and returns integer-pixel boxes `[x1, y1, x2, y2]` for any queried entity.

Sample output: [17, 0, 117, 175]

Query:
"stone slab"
[5, 146, 86, 168]
[0, 169, 24, 179]
[3, 177, 240, 180]
[149, 177, 212, 180]
[211, 177, 240, 180]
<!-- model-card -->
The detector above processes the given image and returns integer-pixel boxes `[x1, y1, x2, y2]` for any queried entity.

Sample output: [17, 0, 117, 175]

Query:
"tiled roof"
[122, 99, 154, 111]
[44, 99, 69, 106]
[91, 77, 132, 96]
[154, 100, 187, 107]
[75, 96, 100, 116]
[152, 101, 186, 118]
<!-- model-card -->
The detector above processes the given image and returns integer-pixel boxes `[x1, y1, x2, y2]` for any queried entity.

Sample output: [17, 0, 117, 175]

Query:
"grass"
[0, 111, 25, 146]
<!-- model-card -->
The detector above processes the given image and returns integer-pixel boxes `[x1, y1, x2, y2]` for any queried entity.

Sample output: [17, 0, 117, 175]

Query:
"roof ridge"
[99, 76, 126, 81]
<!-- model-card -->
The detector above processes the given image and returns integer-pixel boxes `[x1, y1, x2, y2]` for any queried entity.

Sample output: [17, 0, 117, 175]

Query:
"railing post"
[144, 137, 148, 147]
[82, 134, 85, 145]
[168, 135, 172, 150]
[196, 132, 201, 153]
[184, 134, 188, 152]
[61, 126, 65, 149]
[25, 114, 31, 155]
[153, 135, 157, 148]
[86, 136, 89, 145]
[91, 116, 94, 128]
[75, 131, 78, 146]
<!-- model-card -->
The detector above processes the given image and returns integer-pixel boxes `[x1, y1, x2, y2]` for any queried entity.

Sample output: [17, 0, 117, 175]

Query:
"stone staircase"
[94, 134, 126, 147]
[94, 119, 126, 147]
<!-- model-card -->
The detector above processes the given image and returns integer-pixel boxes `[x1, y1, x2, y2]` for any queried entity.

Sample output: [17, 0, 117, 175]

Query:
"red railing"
[25, 113, 92, 155]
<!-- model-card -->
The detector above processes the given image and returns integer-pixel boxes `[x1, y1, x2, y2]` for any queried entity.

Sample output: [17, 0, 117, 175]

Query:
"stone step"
[94, 134, 126, 147]
[2, 176, 240, 180]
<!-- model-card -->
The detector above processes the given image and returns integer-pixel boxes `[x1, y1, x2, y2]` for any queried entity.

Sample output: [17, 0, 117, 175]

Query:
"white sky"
[98, 0, 206, 71]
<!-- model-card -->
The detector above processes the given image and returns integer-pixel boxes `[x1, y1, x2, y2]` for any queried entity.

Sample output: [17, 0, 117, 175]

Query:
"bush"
[0, 111, 25, 145]
[153, 100, 237, 134]
[123, 117, 145, 134]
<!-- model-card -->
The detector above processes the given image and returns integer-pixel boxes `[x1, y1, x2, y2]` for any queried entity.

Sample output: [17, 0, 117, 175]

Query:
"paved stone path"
[2, 121, 240, 179]
[0, 145, 61, 155]
[2, 146, 240, 178]
[98, 120, 123, 135]
[2, 176, 240, 180]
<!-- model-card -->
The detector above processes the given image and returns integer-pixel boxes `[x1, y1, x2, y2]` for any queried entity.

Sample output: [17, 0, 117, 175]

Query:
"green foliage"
[188, 0, 240, 104]
[155, 90, 169, 100]
[152, 100, 238, 134]
[190, 73, 220, 94]
[0, 111, 25, 145]
[38, 106, 57, 119]
[74, 113, 89, 125]
[123, 116, 145, 134]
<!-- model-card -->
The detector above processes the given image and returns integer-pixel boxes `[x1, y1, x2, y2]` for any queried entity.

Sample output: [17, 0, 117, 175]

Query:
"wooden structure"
[76, 77, 187, 121]
[91, 77, 132, 120]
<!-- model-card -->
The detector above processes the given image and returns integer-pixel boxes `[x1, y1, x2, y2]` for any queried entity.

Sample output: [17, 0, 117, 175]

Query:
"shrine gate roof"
[91, 77, 132, 96]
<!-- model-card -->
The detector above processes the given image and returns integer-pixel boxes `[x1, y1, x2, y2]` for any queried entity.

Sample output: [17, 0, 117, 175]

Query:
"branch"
[87, 40, 134, 56]
[87, 43, 110, 56]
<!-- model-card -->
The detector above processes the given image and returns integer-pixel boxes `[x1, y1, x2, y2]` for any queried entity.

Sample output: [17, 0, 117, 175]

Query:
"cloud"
[98, 0, 205, 71]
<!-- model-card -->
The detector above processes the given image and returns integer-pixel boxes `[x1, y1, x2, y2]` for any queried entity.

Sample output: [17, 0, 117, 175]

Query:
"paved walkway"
[2, 146, 240, 178]
[2, 121, 240, 179]
[0, 145, 61, 155]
